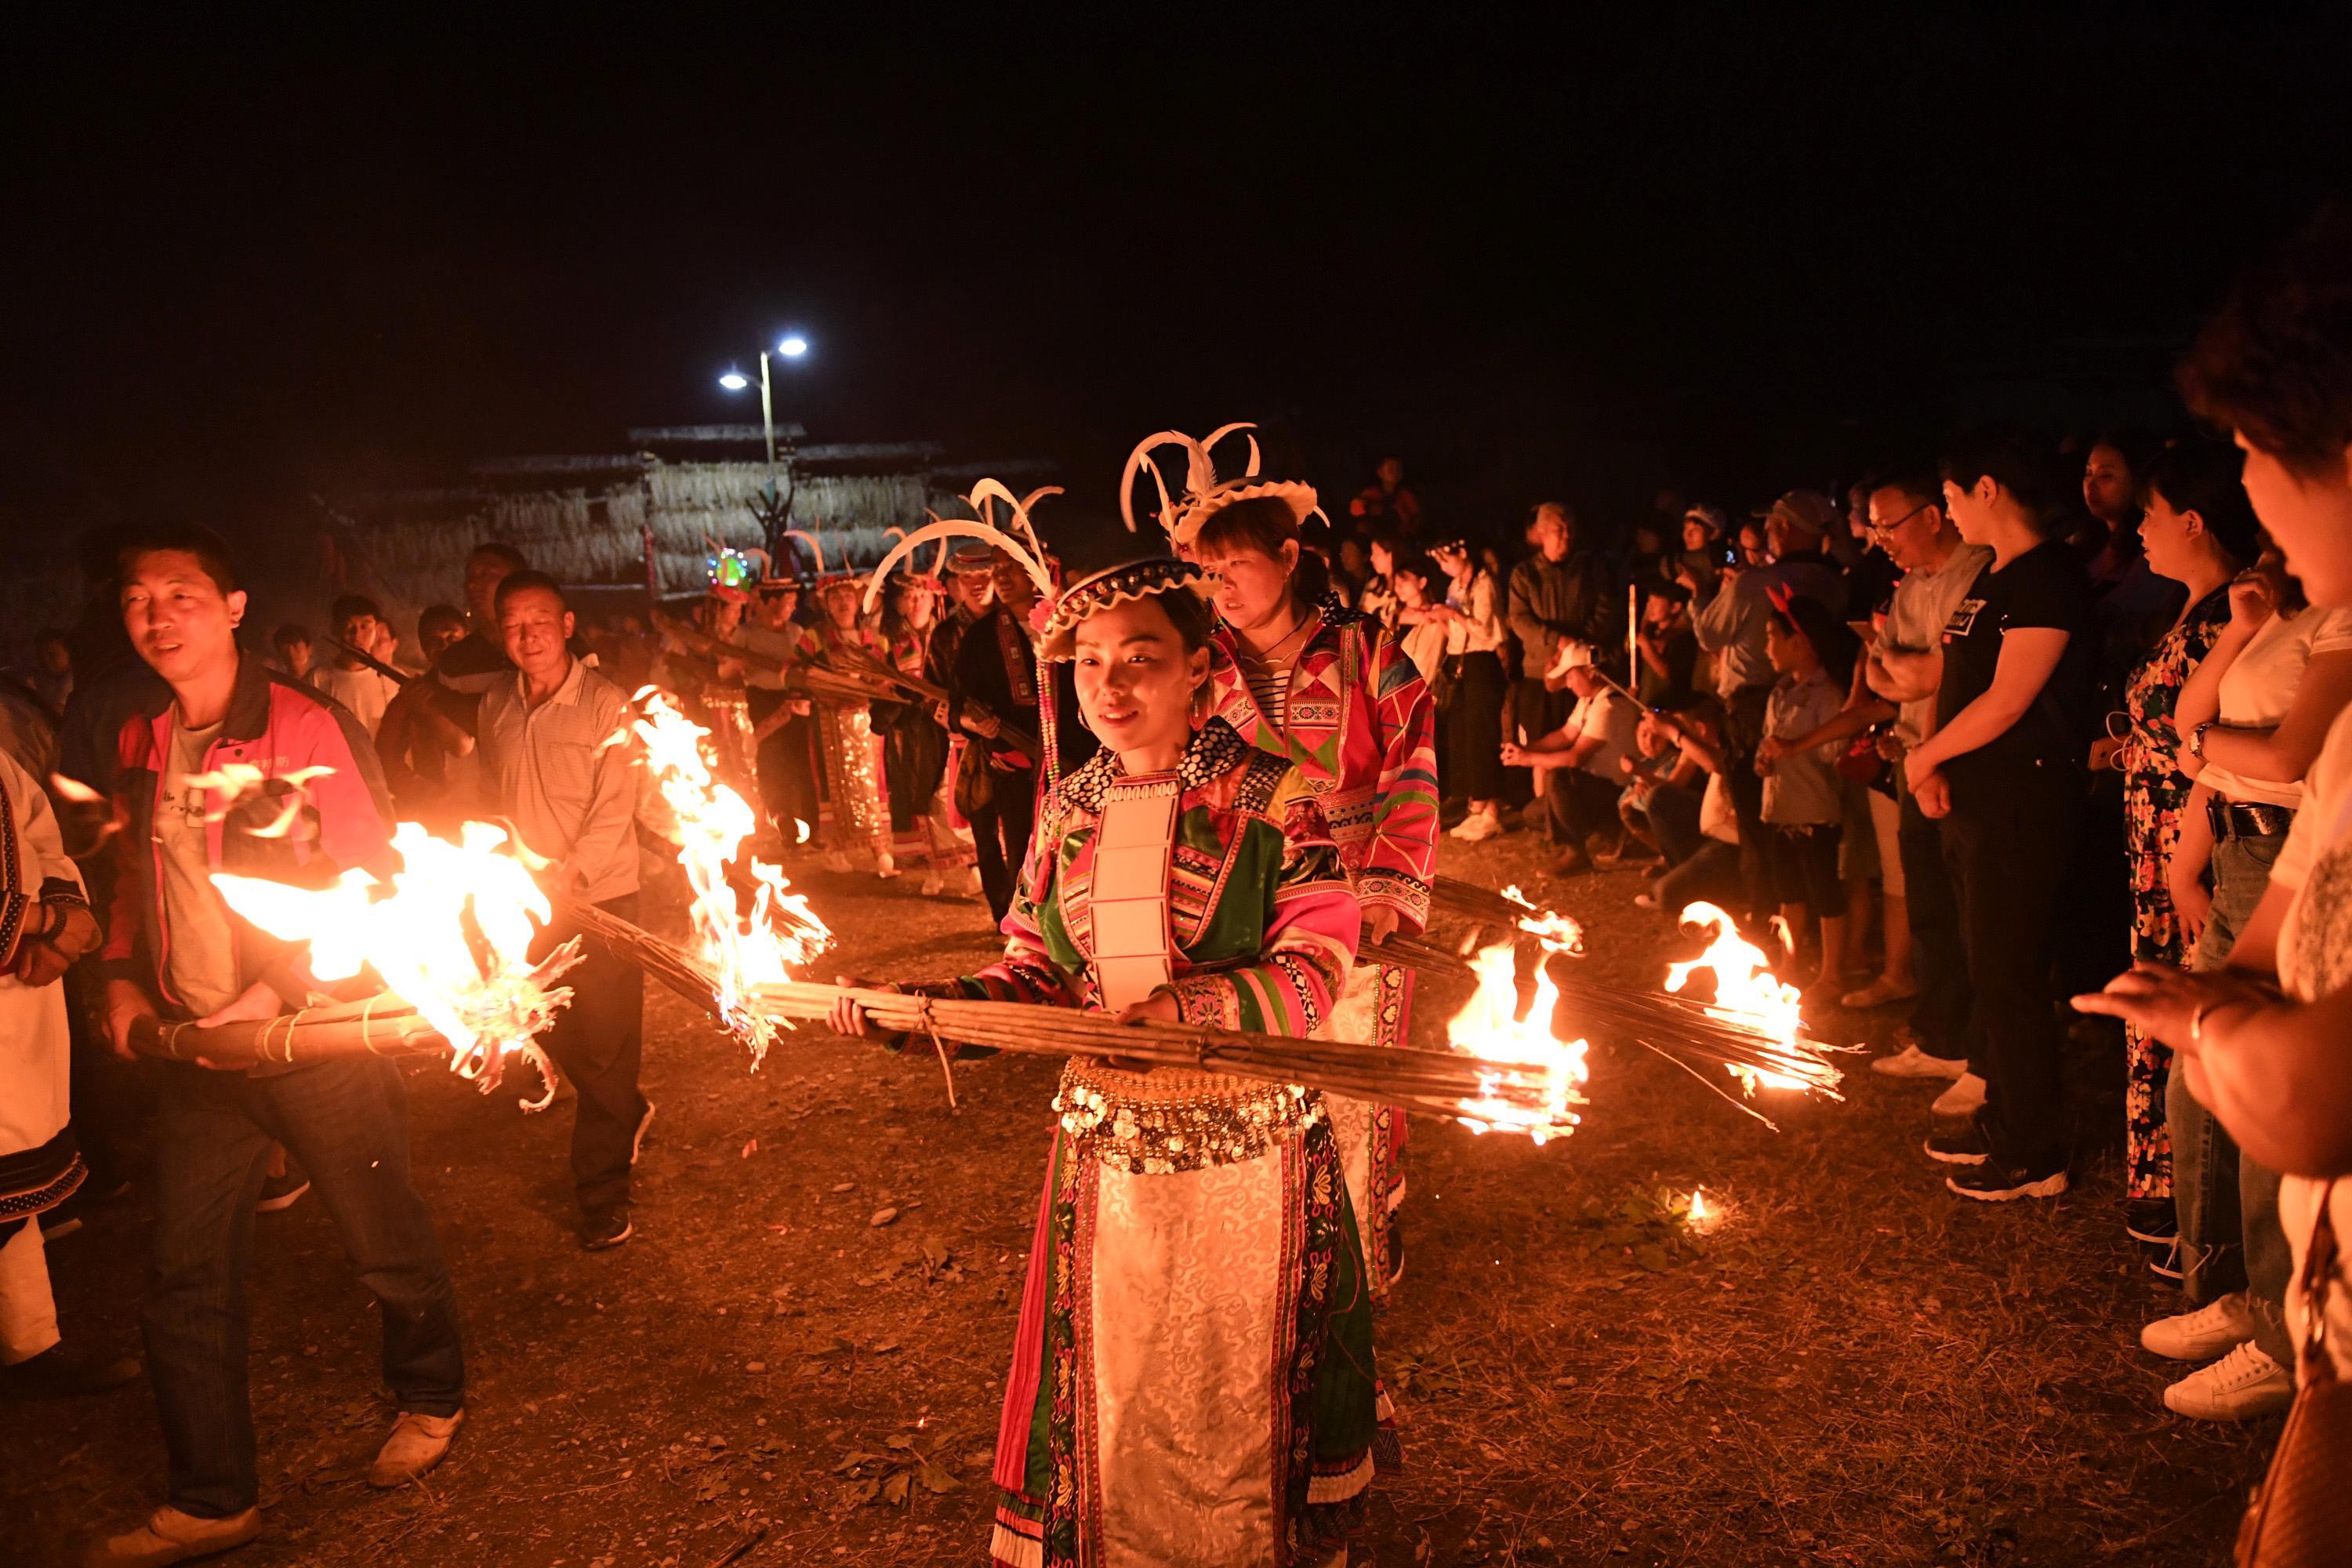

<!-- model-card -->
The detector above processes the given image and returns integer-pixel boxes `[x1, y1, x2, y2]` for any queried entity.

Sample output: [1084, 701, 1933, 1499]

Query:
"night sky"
[6, 9, 2350, 552]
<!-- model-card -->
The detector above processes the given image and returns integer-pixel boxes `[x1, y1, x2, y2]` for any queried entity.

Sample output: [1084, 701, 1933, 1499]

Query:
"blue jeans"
[2175, 831, 2294, 1363]
[142, 1056, 464, 1517]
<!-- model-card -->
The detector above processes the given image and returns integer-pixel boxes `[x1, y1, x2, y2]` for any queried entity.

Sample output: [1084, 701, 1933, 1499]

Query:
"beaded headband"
[1035, 557, 1212, 661]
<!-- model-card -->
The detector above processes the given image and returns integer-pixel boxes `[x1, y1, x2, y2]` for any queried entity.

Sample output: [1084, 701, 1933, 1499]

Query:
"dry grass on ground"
[5, 833, 2274, 1566]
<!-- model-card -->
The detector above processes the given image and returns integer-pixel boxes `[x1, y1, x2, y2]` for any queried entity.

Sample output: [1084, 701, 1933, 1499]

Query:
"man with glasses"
[1862, 476, 1994, 1101]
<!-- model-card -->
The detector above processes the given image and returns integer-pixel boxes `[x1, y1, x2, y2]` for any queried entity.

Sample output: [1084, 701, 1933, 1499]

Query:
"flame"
[49, 773, 104, 804]
[1501, 884, 1584, 956]
[630, 689, 831, 1062]
[793, 816, 811, 845]
[1665, 902, 1806, 1092]
[1689, 1189, 1710, 1223]
[211, 821, 580, 1106]
[1444, 942, 1588, 1142]
[179, 762, 338, 837]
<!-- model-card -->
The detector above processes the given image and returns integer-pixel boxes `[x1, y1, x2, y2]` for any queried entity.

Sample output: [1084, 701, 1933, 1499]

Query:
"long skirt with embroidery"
[1319, 960, 1413, 1305]
[813, 700, 893, 863]
[989, 1060, 1381, 1568]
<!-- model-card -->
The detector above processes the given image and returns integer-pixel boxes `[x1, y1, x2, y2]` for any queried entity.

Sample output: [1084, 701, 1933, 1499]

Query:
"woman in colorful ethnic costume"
[808, 572, 899, 877]
[1128, 428, 1439, 1309]
[833, 557, 1383, 1568]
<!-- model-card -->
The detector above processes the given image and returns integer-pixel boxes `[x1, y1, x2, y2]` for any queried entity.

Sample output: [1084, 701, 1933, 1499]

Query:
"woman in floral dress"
[2111, 460, 2255, 1253]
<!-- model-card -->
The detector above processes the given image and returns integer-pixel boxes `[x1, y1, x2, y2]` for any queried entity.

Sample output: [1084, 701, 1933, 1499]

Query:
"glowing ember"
[1501, 884, 1585, 956]
[630, 689, 832, 1063]
[1665, 902, 1807, 1092]
[1444, 942, 1588, 1142]
[212, 820, 580, 1105]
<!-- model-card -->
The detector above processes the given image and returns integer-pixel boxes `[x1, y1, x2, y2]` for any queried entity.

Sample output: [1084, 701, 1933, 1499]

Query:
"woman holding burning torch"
[832, 548, 1383, 1568]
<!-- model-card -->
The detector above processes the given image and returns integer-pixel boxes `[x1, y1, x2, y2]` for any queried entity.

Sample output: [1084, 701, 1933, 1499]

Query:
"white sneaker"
[1871, 1044, 1968, 1080]
[1930, 1072, 1986, 1117]
[920, 872, 945, 896]
[1448, 809, 1501, 842]
[2143, 1292, 2258, 1363]
[2162, 1341, 2293, 1421]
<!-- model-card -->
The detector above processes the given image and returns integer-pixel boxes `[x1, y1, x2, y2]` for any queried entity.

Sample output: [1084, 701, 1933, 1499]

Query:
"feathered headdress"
[705, 539, 771, 604]
[862, 480, 1058, 615]
[1120, 421, 1323, 550]
[782, 525, 867, 594]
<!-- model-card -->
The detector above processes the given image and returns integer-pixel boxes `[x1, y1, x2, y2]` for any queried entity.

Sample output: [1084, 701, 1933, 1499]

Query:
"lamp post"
[720, 335, 811, 554]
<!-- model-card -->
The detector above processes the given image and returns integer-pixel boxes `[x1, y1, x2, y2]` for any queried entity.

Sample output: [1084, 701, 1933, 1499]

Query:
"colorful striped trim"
[1305, 1450, 1376, 1505]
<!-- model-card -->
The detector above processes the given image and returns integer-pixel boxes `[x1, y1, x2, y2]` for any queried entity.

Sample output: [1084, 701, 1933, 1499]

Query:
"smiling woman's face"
[1071, 596, 1209, 762]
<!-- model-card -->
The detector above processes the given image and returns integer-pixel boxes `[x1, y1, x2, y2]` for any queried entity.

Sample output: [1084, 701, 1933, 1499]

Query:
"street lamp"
[716, 333, 811, 505]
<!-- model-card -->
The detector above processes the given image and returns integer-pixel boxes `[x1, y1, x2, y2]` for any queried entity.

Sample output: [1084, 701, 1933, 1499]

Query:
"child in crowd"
[1755, 591, 1860, 996]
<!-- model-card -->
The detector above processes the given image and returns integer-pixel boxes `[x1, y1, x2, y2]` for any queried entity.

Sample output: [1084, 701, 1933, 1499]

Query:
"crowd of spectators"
[1301, 209, 2352, 1494]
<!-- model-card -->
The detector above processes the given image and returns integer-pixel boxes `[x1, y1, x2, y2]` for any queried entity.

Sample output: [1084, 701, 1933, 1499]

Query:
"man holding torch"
[478, 570, 653, 1251]
[89, 526, 465, 1567]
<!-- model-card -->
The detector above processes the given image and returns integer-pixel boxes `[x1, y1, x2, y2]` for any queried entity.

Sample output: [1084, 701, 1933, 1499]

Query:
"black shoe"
[255, 1169, 310, 1214]
[581, 1207, 634, 1250]
[1923, 1123, 1990, 1166]
[2, 1345, 143, 1397]
[2125, 1198, 2178, 1246]
[2144, 1236, 2183, 1281]
[1947, 1157, 2069, 1203]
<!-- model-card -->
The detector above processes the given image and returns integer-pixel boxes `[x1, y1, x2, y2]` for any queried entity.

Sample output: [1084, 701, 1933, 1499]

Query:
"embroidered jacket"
[935, 719, 1360, 1036]
[1205, 601, 1439, 932]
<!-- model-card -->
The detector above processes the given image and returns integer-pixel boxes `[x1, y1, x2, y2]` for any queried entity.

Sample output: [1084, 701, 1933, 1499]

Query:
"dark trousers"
[1446, 650, 1508, 800]
[1940, 767, 2077, 1174]
[1646, 781, 1706, 866]
[1897, 789, 1978, 1069]
[1543, 768, 1620, 848]
[1657, 840, 1743, 912]
[1721, 684, 1774, 919]
[970, 764, 1038, 927]
[142, 1055, 463, 1518]
[537, 893, 649, 1218]
[757, 714, 818, 832]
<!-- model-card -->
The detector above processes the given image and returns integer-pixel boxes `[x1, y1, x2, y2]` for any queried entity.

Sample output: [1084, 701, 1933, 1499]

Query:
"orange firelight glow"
[1444, 942, 1588, 1142]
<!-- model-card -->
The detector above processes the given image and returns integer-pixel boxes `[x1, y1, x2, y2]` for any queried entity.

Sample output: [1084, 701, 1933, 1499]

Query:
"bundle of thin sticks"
[130, 996, 448, 1067]
[553, 896, 1575, 1129]
[1544, 971, 1846, 1097]
[1429, 874, 1544, 929]
[659, 613, 949, 710]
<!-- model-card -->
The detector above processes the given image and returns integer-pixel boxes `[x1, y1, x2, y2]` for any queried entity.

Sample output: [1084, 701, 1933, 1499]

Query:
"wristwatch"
[2189, 720, 2214, 760]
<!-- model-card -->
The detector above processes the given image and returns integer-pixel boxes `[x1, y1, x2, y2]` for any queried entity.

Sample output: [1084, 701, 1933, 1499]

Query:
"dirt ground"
[6, 834, 2277, 1567]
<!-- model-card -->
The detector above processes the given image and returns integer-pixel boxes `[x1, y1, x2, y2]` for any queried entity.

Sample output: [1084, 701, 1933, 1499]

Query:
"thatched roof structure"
[322, 433, 1054, 618]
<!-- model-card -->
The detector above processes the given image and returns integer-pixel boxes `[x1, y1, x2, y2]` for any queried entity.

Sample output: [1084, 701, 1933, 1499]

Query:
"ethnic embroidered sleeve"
[1356, 626, 1439, 931]
[1167, 789, 1359, 1036]
[951, 800, 1083, 1010]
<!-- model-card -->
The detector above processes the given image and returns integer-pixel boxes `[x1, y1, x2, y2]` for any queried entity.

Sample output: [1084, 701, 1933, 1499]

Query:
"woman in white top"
[1386, 554, 1450, 684]
[2081, 211, 2352, 1464]
[1423, 541, 1511, 841]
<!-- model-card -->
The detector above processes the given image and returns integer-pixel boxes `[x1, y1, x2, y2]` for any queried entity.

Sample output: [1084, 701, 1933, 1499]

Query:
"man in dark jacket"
[1506, 502, 1620, 739]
